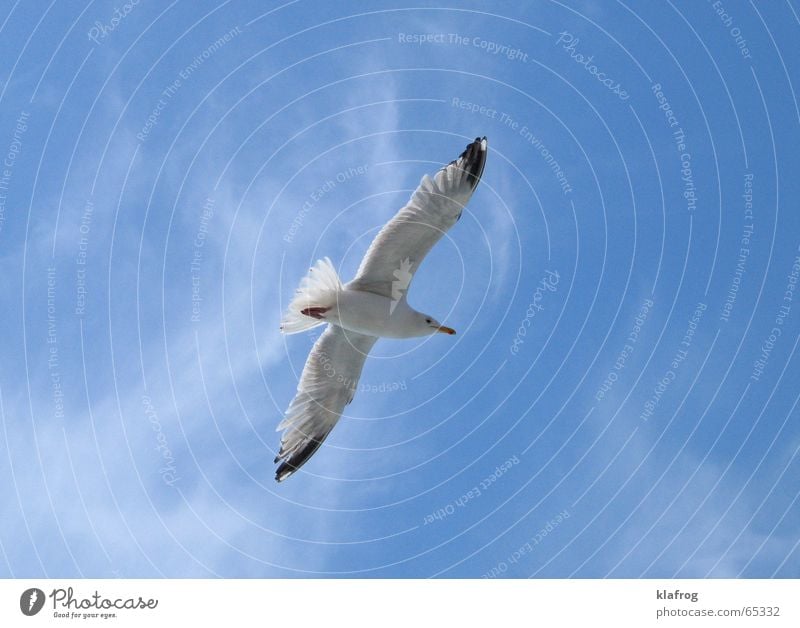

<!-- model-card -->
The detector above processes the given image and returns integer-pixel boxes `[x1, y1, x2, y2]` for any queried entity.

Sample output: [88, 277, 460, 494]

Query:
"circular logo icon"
[20, 588, 45, 616]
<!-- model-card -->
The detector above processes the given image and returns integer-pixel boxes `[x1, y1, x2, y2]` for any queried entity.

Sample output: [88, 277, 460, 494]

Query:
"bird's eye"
[426, 318, 431, 324]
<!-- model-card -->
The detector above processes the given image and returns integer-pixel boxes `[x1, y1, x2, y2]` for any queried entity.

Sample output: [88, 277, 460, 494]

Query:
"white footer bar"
[2, 579, 796, 627]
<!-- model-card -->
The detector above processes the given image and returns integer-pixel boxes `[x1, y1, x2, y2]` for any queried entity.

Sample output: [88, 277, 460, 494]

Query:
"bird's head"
[418, 313, 456, 336]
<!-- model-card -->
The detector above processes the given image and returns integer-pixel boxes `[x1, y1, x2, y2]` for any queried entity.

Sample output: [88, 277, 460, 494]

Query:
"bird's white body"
[327, 289, 428, 339]
[274, 137, 487, 481]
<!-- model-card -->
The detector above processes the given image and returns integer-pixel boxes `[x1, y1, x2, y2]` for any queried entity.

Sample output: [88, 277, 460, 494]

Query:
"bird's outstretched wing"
[275, 325, 377, 481]
[346, 137, 487, 299]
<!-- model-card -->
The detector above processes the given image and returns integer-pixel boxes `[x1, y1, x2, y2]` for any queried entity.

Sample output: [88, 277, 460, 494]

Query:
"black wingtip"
[274, 437, 326, 482]
[275, 457, 296, 482]
[462, 136, 487, 190]
[274, 465, 292, 482]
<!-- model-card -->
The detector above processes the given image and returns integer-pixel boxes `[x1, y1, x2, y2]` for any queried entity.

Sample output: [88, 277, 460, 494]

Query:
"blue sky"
[0, 0, 798, 578]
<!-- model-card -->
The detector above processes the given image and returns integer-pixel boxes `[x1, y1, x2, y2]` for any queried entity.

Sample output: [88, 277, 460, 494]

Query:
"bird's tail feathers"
[280, 257, 342, 334]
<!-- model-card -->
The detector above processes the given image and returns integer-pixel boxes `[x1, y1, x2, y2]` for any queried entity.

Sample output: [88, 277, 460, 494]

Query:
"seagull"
[275, 137, 488, 481]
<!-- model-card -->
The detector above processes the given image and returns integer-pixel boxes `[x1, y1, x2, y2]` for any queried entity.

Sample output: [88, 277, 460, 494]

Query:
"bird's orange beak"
[436, 325, 456, 335]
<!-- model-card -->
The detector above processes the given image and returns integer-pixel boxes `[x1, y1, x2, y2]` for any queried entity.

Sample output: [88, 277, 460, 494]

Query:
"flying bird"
[276, 137, 488, 481]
